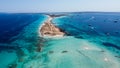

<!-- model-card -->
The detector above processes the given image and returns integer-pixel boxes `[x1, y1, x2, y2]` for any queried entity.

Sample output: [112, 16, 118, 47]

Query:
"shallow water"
[0, 13, 47, 68]
[23, 37, 120, 68]
[0, 12, 120, 68]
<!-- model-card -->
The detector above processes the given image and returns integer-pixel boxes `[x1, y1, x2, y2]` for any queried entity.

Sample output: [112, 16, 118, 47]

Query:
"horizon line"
[1, 11, 120, 14]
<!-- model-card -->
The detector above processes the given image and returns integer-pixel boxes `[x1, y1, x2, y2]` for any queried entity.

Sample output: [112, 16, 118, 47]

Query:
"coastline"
[26, 13, 120, 68]
[39, 14, 65, 38]
[38, 15, 49, 37]
[6, 13, 120, 68]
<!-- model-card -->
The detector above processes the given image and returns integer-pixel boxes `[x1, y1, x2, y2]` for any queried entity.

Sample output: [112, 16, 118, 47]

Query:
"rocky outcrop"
[40, 16, 65, 37]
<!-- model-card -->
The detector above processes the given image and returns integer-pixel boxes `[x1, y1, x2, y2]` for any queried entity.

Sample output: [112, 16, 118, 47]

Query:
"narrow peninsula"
[40, 15, 65, 37]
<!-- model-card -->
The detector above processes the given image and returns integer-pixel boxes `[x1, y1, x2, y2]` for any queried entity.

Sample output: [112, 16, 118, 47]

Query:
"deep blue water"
[53, 12, 120, 57]
[0, 13, 44, 43]
[1, 12, 120, 44]
[53, 12, 120, 37]
[0, 12, 120, 68]
[0, 12, 120, 53]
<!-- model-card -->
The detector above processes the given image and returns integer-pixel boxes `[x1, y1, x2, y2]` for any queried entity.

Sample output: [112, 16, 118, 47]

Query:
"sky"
[0, 0, 120, 13]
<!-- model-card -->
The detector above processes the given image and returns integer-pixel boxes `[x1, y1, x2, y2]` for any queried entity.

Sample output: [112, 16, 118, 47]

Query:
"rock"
[100, 50, 105, 52]
[8, 63, 17, 68]
[62, 51, 68, 53]
[115, 56, 120, 58]
[49, 51, 54, 54]
[36, 47, 42, 52]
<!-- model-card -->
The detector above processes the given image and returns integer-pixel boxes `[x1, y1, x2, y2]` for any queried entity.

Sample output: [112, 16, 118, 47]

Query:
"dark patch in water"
[0, 44, 22, 52]
[114, 20, 118, 23]
[88, 24, 92, 26]
[62, 51, 68, 53]
[100, 50, 105, 52]
[74, 35, 84, 39]
[8, 63, 17, 68]
[104, 32, 110, 36]
[102, 42, 120, 50]
[76, 50, 90, 59]
[115, 31, 119, 34]
[49, 51, 54, 54]
[115, 56, 120, 58]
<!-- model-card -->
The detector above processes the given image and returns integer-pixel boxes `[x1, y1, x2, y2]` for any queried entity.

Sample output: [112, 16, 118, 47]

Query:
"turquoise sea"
[0, 12, 120, 68]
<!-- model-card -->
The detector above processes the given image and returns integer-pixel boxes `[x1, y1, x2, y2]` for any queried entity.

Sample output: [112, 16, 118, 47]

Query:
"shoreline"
[39, 14, 65, 38]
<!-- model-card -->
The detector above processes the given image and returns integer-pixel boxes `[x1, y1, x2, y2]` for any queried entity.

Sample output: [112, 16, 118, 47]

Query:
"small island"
[40, 15, 65, 37]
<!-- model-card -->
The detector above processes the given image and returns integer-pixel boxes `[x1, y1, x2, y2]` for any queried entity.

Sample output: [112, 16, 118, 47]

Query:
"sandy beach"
[39, 15, 65, 38]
